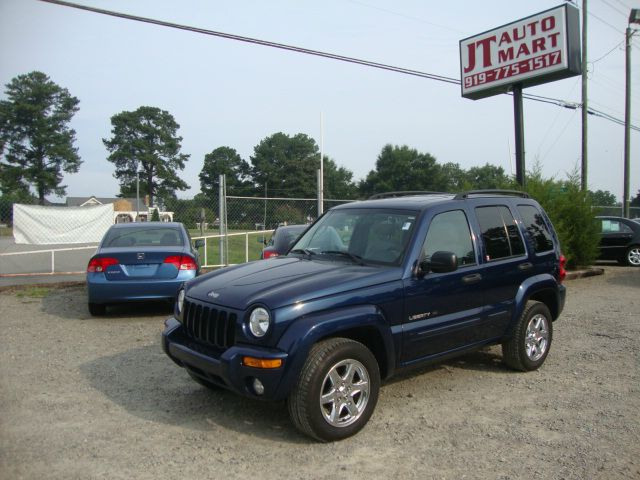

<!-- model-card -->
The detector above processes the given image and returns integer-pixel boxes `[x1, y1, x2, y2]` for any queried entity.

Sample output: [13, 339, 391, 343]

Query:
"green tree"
[465, 163, 513, 190]
[0, 71, 81, 204]
[250, 133, 319, 198]
[199, 146, 251, 199]
[589, 189, 618, 207]
[323, 156, 358, 199]
[629, 190, 640, 207]
[358, 144, 442, 197]
[103, 106, 189, 204]
[439, 162, 467, 192]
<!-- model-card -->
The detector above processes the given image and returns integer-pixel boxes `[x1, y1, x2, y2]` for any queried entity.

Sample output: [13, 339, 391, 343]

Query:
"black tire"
[287, 338, 380, 442]
[187, 371, 221, 391]
[88, 303, 106, 316]
[502, 301, 553, 372]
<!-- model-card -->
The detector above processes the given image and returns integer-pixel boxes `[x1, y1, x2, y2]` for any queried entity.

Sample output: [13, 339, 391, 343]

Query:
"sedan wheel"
[626, 246, 640, 267]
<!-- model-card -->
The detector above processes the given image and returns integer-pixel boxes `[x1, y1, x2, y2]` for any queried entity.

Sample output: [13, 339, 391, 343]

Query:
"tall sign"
[460, 4, 581, 100]
[459, 4, 581, 186]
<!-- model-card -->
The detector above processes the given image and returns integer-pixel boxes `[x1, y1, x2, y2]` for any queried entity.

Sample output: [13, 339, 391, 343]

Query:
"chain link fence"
[1, 193, 638, 275]
[0, 194, 355, 273]
[593, 206, 640, 218]
[191, 196, 354, 267]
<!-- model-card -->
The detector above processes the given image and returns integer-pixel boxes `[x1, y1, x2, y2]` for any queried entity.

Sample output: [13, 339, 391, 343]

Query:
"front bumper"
[161, 318, 289, 400]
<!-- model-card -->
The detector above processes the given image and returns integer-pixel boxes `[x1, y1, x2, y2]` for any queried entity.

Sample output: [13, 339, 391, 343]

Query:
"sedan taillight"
[164, 255, 197, 270]
[87, 257, 119, 273]
[262, 250, 279, 259]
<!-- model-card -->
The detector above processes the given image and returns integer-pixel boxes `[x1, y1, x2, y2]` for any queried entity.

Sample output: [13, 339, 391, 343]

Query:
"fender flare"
[507, 273, 561, 336]
[272, 304, 395, 400]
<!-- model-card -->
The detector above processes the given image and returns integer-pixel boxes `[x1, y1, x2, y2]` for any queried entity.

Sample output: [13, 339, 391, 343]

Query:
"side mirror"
[417, 251, 458, 277]
[194, 239, 205, 249]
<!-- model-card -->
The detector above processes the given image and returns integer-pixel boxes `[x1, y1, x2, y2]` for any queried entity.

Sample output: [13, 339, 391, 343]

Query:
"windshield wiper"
[290, 248, 316, 259]
[321, 250, 365, 265]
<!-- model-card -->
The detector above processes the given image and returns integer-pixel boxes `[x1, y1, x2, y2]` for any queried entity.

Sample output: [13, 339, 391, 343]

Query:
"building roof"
[66, 196, 149, 210]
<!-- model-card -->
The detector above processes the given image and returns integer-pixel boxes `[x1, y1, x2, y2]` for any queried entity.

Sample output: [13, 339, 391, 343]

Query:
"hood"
[185, 256, 401, 310]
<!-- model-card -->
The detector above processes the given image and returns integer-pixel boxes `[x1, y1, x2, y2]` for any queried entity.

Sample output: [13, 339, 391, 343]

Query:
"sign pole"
[513, 85, 525, 187]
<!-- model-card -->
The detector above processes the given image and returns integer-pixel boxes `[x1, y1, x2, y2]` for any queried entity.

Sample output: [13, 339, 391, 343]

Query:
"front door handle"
[462, 273, 482, 284]
[518, 262, 533, 271]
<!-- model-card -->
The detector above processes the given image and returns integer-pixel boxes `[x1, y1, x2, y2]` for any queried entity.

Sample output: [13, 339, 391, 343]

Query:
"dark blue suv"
[162, 191, 567, 442]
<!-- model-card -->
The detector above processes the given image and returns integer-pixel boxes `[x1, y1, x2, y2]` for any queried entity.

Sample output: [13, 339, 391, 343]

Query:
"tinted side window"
[517, 205, 554, 253]
[601, 219, 633, 234]
[476, 206, 525, 261]
[422, 210, 475, 266]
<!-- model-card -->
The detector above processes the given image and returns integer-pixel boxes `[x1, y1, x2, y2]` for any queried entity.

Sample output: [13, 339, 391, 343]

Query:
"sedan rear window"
[103, 227, 184, 247]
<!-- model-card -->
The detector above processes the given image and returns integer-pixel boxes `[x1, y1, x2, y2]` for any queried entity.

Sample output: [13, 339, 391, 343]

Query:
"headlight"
[176, 288, 185, 320]
[249, 307, 270, 337]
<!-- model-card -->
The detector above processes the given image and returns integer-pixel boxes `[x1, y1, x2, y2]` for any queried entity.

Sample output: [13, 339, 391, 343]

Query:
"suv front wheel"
[502, 301, 553, 371]
[288, 338, 380, 442]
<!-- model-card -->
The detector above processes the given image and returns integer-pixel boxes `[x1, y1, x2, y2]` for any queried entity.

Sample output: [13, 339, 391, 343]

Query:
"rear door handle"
[462, 273, 482, 284]
[518, 262, 533, 271]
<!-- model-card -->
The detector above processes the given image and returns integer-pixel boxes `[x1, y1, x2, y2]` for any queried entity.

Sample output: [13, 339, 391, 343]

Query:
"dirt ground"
[0, 266, 638, 480]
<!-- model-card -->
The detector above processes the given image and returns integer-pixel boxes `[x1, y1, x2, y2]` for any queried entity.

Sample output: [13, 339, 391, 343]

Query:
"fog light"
[253, 378, 265, 395]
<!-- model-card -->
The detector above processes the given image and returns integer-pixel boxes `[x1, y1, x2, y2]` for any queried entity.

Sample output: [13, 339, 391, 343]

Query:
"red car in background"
[261, 224, 307, 259]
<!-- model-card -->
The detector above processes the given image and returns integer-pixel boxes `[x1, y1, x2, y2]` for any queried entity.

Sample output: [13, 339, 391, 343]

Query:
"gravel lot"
[0, 266, 638, 480]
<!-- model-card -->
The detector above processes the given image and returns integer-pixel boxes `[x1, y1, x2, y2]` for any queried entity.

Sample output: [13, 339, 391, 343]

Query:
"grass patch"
[191, 229, 273, 266]
[16, 286, 51, 298]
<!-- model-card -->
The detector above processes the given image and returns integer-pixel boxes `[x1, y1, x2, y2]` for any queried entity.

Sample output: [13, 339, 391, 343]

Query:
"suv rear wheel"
[288, 338, 380, 442]
[502, 300, 553, 371]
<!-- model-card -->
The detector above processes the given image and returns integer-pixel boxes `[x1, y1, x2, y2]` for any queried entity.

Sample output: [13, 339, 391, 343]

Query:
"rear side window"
[517, 205, 554, 253]
[475, 206, 525, 261]
[600, 219, 633, 234]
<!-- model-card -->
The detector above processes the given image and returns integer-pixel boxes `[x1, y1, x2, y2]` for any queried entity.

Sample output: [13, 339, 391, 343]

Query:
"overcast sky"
[1, 0, 638, 201]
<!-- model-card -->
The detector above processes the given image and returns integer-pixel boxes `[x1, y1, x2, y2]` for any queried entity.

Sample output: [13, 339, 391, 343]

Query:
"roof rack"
[368, 191, 450, 200]
[454, 189, 529, 200]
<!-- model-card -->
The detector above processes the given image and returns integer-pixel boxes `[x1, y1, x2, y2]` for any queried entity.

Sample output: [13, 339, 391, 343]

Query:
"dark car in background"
[87, 222, 203, 315]
[261, 224, 307, 259]
[596, 216, 640, 267]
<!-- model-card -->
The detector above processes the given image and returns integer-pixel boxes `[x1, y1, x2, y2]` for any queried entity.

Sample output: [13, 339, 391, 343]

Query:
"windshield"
[291, 208, 418, 265]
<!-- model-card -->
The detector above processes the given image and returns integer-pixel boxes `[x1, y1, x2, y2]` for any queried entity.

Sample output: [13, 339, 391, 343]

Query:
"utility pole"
[581, 0, 588, 191]
[513, 85, 525, 187]
[624, 9, 640, 218]
[318, 112, 324, 217]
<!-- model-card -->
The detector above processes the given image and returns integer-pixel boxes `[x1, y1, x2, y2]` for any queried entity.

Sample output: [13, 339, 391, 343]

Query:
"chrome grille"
[182, 299, 236, 349]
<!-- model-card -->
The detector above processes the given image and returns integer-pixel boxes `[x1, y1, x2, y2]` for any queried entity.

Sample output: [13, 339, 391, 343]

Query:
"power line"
[591, 39, 625, 63]
[36, 0, 460, 85]
[599, 0, 630, 19]
[589, 10, 625, 34]
[345, 0, 465, 34]
[37, 0, 640, 132]
[611, 0, 634, 10]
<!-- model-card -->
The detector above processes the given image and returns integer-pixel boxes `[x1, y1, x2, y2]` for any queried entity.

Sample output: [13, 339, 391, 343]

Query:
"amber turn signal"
[242, 357, 283, 369]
